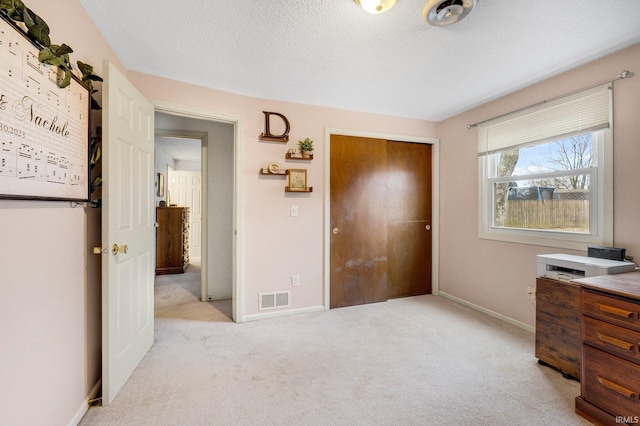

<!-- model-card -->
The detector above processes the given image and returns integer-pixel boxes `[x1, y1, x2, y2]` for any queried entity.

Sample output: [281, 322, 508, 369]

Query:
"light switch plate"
[290, 205, 298, 217]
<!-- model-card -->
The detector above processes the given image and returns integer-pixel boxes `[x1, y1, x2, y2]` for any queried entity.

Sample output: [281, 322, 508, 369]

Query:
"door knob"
[425, 225, 431, 231]
[112, 244, 128, 255]
[332, 227, 340, 235]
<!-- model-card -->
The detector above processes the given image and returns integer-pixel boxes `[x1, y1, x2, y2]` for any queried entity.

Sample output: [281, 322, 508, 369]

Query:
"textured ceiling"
[156, 137, 201, 162]
[79, 0, 640, 121]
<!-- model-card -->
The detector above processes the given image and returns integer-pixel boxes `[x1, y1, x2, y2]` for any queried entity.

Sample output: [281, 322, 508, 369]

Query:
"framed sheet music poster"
[0, 14, 90, 201]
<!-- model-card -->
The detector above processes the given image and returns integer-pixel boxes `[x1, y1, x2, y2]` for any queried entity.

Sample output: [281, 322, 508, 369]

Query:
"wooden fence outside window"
[505, 200, 589, 232]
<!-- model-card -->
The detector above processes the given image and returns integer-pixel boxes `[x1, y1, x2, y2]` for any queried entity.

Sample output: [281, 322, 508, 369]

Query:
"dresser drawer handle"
[597, 303, 637, 319]
[597, 375, 639, 399]
[597, 332, 638, 352]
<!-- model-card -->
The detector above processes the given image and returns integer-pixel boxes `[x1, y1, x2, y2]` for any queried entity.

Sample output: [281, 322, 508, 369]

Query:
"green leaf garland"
[0, 2, 101, 107]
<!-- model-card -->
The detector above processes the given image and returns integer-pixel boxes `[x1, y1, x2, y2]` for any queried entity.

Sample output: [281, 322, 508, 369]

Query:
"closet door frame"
[323, 128, 439, 310]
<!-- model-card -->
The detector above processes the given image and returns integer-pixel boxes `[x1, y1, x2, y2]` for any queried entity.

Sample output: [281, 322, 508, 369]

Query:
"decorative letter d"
[259, 111, 290, 142]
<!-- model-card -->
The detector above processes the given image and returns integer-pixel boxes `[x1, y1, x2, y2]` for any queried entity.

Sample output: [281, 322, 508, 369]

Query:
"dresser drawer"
[582, 345, 640, 417]
[583, 290, 640, 332]
[583, 316, 640, 365]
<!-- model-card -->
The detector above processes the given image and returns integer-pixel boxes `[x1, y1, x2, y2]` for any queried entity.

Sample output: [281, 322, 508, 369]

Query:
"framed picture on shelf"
[288, 168, 307, 191]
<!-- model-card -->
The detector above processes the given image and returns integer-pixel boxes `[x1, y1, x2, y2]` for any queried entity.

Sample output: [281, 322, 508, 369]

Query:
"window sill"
[478, 227, 609, 251]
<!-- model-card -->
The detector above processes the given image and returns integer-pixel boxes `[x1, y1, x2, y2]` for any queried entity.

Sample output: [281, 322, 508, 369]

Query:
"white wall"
[175, 160, 201, 172]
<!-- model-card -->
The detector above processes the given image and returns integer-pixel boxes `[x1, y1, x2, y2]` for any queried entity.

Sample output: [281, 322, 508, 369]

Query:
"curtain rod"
[466, 70, 633, 129]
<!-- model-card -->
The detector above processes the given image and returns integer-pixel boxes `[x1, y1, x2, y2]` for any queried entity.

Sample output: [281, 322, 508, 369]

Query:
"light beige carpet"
[154, 258, 233, 322]
[80, 275, 589, 426]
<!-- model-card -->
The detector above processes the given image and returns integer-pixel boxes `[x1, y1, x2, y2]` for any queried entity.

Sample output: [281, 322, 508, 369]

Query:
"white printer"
[537, 253, 636, 281]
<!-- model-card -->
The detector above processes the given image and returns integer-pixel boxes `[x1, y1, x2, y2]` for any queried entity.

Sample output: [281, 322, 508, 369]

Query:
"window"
[477, 84, 613, 250]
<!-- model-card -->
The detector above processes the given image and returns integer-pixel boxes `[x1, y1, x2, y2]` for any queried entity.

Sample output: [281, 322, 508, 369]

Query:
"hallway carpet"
[154, 258, 233, 322]
[80, 281, 588, 425]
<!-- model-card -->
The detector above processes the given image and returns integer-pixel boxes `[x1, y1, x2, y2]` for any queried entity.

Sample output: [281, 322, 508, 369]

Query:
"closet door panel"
[330, 135, 388, 308]
[387, 141, 432, 298]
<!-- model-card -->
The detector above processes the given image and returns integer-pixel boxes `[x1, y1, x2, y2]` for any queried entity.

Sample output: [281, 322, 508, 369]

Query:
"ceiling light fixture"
[354, 0, 398, 14]
[422, 0, 478, 26]
[354, 0, 478, 26]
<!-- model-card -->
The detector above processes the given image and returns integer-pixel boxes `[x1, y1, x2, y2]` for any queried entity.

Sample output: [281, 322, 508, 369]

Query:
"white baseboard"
[438, 291, 535, 333]
[69, 399, 88, 426]
[242, 305, 325, 322]
[68, 379, 101, 426]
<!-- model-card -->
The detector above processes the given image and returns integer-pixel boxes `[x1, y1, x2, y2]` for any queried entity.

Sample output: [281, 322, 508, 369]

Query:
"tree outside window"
[492, 133, 593, 232]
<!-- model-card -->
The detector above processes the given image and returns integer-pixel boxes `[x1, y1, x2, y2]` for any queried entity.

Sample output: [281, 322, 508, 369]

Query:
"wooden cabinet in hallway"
[156, 207, 190, 275]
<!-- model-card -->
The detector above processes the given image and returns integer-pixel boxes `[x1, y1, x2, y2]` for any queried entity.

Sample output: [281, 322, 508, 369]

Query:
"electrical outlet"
[291, 274, 300, 287]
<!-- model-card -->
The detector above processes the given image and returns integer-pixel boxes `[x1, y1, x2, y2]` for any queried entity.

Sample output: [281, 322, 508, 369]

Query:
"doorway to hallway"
[154, 109, 238, 318]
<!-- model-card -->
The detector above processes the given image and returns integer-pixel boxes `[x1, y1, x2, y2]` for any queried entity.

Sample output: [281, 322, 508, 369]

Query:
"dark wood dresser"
[574, 271, 640, 425]
[535, 277, 582, 380]
[155, 207, 190, 275]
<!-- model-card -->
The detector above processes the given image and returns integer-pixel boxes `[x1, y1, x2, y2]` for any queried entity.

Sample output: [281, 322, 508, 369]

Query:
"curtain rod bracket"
[467, 69, 633, 129]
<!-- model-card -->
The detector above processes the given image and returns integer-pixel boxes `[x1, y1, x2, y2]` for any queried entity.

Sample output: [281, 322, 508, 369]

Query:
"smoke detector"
[422, 0, 478, 26]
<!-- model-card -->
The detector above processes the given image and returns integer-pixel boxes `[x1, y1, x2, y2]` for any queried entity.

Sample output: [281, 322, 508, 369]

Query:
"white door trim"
[323, 128, 440, 310]
[153, 101, 244, 322]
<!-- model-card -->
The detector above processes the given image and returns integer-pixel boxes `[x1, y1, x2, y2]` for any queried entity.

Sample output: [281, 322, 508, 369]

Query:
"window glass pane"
[493, 175, 591, 233]
[496, 133, 592, 178]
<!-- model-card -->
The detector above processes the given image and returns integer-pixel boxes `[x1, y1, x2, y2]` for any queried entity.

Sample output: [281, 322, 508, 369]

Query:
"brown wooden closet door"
[386, 141, 432, 298]
[330, 135, 388, 308]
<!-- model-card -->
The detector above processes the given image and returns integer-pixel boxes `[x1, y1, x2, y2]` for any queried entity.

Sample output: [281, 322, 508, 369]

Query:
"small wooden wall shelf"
[286, 153, 313, 160]
[259, 168, 287, 176]
[259, 135, 289, 143]
[285, 187, 313, 193]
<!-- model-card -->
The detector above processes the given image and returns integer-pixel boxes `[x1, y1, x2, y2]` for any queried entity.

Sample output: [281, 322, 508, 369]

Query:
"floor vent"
[260, 291, 290, 310]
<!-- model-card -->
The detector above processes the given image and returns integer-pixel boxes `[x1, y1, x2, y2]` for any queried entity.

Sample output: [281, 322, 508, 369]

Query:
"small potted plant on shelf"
[298, 138, 314, 158]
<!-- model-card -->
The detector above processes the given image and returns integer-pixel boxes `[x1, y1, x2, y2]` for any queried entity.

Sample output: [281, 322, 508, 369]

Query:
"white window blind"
[477, 84, 612, 155]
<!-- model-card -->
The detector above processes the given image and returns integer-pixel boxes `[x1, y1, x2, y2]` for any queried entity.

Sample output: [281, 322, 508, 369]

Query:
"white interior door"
[170, 171, 202, 258]
[101, 61, 155, 405]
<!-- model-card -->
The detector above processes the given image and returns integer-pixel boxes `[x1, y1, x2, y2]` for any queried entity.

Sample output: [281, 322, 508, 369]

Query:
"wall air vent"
[260, 291, 291, 310]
